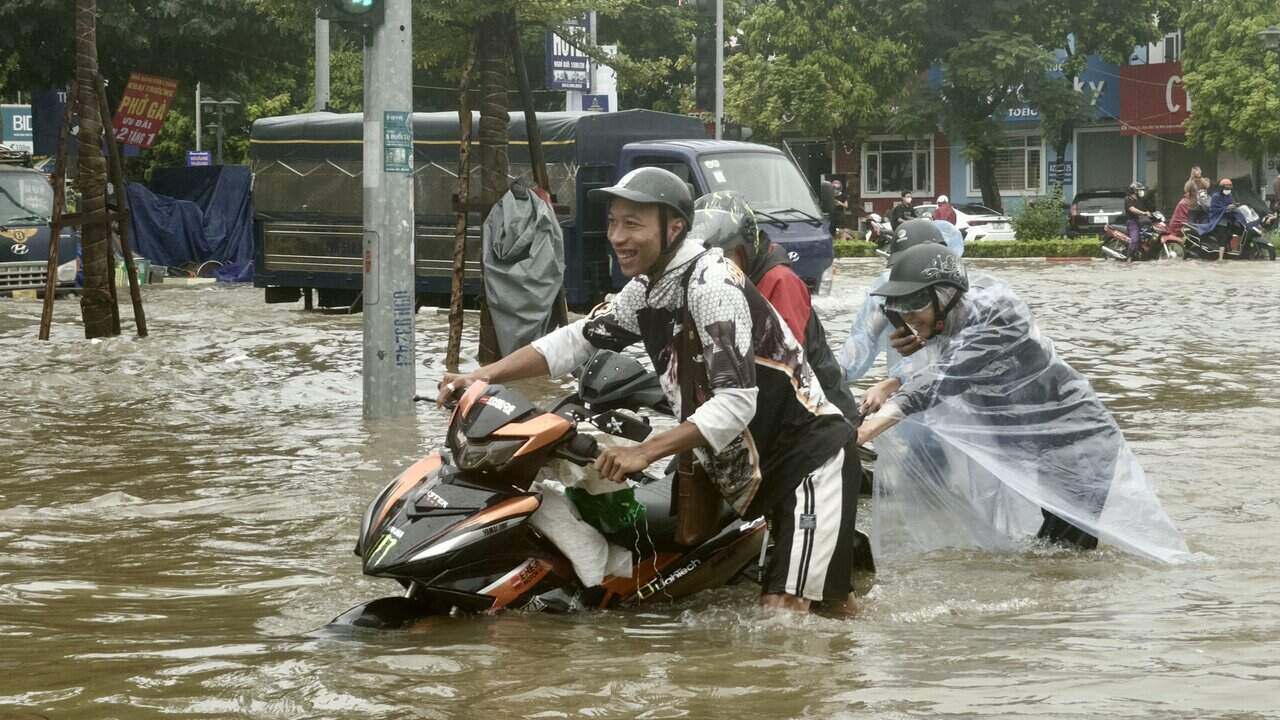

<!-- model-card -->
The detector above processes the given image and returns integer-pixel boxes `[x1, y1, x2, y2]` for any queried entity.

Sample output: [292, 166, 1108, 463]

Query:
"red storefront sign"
[110, 72, 179, 149]
[1119, 62, 1190, 136]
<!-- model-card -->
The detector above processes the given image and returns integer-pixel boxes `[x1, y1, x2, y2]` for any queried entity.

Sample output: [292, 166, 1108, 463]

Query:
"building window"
[863, 139, 932, 195]
[968, 134, 1042, 195]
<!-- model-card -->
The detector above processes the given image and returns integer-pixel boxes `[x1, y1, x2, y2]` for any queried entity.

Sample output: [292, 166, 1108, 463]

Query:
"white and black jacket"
[532, 241, 852, 518]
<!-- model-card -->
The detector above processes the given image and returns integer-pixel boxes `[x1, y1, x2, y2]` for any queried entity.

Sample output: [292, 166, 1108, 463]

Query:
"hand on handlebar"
[436, 372, 485, 407]
[594, 444, 653, 484]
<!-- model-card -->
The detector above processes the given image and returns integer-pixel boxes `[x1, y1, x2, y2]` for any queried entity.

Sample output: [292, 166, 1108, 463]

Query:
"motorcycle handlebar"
[562, 432, 653, 485]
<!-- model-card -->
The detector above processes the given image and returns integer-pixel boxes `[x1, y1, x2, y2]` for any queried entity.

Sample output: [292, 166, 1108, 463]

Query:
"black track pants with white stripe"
[763, 449, 857, 602]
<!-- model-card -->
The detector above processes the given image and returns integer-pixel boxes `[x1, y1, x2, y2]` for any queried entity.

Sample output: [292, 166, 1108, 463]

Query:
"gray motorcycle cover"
[482, 183, 566, 356]
[872, 274, 1190, 564]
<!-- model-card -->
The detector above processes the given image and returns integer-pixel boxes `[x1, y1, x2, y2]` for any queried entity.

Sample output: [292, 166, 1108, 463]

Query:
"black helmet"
[1128, 181, 1146, 195]
[589, 167, 694, 255]
[886, 218, 946, 264]
[693, 191, 764, 260]
[871, 244, 968, 329]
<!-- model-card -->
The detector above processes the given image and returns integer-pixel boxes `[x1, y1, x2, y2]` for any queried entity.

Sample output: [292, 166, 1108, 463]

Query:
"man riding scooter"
[437, 168, 860, 613]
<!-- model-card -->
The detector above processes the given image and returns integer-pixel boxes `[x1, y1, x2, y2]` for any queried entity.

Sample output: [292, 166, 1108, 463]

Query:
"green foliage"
[1012, 186, 1067, 241]
[725, 1, 912, 142]
[1183, 0, 1280, 159]
[833, 237, 1101, 258]
[885, 1, 1165, 207]
[962, 238, 1101, 258]
[832, 240, 880, 258]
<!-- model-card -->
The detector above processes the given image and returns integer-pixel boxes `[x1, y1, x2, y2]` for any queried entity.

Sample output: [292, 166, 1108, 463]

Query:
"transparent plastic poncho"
[840, 222, 963, 382]
[871, 274, 1190, 564]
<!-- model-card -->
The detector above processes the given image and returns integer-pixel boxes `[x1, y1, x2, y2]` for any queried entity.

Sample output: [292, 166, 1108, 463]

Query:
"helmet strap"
[931, 286, 963, 333]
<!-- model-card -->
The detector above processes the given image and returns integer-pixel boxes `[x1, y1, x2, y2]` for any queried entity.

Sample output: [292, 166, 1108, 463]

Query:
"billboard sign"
[546, 13, 592, 92]
[110, 72, 179, 149]
[1119, 62, 1189, 136]
[1, 104, 34, 153]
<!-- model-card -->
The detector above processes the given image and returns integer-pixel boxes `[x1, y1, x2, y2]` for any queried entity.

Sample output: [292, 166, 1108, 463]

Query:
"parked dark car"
[1068, 189, 1128, 238]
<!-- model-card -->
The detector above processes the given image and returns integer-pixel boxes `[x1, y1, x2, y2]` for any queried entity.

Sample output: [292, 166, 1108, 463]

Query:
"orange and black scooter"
[332, 351, 777, 629]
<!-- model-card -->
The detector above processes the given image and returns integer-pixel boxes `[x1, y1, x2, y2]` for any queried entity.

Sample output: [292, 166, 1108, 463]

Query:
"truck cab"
[613, 140, 832, 290]
[0, 164, 78, 294]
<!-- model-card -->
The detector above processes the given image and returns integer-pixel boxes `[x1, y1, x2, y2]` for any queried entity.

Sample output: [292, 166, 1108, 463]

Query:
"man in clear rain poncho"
[854, 243, 1189, 563]
[839, 218, 963, 384]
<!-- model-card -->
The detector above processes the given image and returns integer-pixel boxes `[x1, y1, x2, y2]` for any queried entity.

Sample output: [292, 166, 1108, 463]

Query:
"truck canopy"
[250, 109, 706, 220]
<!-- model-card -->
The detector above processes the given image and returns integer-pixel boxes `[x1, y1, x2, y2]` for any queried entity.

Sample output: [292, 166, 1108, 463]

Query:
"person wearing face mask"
[1194, 178, 1246, 247]
[890, 190, 917, 229]
[854, 244, 1189, 564]
[1124, 182, 1153, 260]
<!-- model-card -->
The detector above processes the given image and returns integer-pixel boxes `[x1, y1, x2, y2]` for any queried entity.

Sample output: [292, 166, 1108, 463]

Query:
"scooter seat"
[623, 466, 737, 553]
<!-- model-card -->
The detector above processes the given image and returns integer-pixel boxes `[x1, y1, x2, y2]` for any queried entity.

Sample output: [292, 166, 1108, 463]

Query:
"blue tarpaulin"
[126, 165, 254, 281]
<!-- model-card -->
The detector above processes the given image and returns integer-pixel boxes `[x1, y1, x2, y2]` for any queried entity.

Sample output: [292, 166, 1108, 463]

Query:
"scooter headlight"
[456, 438, 524, 471]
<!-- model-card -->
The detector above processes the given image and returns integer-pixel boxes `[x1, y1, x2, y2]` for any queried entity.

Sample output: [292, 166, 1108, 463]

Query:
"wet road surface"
[2, 258, 1278, 719]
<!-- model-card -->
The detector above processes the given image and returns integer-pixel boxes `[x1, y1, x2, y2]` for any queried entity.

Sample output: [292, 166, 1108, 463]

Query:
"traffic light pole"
[714, 0, 723, 140]
[361, 0, 416, 419]
[315, 13, 330, 112]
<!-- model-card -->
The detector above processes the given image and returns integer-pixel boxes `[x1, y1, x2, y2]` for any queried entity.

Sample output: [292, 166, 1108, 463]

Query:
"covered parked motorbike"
[1101, 211, 1180, 260]
[1182, 203, 1276, 261]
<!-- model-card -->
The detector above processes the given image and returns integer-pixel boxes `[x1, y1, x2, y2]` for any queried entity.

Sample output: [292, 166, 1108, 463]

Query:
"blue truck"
[0, 161, 78, 294]
[249, 109, 833, 309]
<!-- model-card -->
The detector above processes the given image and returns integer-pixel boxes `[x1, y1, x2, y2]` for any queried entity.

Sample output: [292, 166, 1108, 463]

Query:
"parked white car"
[915, 202, 1017, 242]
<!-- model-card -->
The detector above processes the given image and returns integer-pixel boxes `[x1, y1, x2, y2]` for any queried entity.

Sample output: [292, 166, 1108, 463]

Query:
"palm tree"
[75, 0, 116, 337]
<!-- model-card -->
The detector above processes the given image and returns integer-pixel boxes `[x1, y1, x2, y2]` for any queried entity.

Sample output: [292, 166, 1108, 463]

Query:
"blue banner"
[545, 13, 592, 92]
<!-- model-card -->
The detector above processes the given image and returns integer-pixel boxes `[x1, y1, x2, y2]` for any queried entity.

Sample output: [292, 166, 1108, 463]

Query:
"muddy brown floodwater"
[2, 258, 1277, 719]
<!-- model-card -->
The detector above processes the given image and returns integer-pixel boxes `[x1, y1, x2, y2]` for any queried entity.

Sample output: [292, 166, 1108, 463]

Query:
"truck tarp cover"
[127, 166, 254, 280]
[483, 183, 565, 356]
[870, 274, 1190, 565]
[249, 109, 704, 164]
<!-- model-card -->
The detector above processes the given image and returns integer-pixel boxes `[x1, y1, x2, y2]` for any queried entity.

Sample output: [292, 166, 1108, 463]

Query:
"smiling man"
[438, 167, 858, 612]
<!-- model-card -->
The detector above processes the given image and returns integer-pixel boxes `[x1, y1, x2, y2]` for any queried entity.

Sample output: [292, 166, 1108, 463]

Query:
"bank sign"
[1118, 62, 1188, 136]
[1, 104, 34, 153]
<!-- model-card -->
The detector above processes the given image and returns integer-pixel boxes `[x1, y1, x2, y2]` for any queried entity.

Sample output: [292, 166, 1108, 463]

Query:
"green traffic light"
[334, 0, 376, 14]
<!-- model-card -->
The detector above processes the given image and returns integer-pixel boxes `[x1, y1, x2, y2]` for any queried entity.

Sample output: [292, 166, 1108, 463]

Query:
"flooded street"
[2, 259, 1278, 719]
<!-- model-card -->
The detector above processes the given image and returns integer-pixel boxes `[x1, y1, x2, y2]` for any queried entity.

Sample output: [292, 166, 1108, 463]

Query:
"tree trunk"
[446, 36, 477, 373]
[972, 150, 1003, 213]
[475, 11, 511, 364]
[75, 0, 115, 338]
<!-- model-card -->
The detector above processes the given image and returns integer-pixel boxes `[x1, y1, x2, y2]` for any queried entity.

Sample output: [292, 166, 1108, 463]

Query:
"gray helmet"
[871, 244, 969, 323]
[887, 218, 946, 264]
[589, 166, 694, 223]
[692, 191, 763, 260]
[588, 166, 694, 256]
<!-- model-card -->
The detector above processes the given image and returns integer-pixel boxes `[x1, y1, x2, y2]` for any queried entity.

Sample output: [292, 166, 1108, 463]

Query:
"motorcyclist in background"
[1124, 182, 1153, 260]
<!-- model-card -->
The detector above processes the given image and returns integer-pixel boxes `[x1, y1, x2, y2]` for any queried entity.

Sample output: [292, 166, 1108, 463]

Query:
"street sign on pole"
[186, 151, 211, 167]
[361, 0, 416, 419]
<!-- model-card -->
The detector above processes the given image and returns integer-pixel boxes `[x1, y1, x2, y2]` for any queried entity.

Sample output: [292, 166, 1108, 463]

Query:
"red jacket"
[1166, 197, 1192, 240]
[933, 202, 957, 225]
[756, 264, 811, 343]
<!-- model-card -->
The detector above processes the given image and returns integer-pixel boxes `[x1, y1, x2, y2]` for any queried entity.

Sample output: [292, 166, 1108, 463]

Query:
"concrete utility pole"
[361, 0, 416, 419]
[315, 13, 330, 112]
[714, 0, 723, 140]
